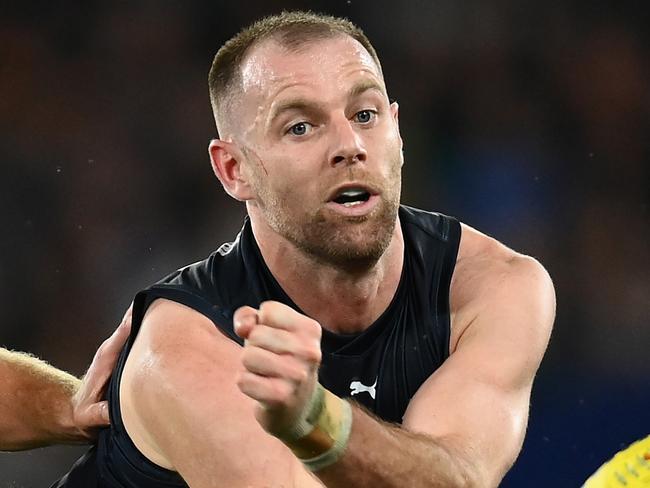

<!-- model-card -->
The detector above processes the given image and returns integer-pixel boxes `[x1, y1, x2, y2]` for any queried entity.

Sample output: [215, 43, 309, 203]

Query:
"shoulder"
[126, 298, 239, 387]
[453, 222, 554, 294]
[449, 222, 555, 353]
[118, 299, 311, 484]
[157, 220, 247, 293]
[399, 205, 460, 244]
[119, 298, 244, 468]
[145, 225, 251, 336]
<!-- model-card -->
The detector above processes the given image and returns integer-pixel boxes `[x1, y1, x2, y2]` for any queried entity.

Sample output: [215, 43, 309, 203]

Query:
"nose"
[329, 115, 367, 166]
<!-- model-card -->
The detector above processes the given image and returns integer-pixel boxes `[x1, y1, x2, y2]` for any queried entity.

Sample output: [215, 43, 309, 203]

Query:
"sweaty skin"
[120, 34, 554, 488]
[230, 36, 405, 333]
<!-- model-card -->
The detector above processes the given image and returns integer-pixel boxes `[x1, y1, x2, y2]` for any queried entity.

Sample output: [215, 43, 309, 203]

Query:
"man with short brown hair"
[57, 11, 554, 487]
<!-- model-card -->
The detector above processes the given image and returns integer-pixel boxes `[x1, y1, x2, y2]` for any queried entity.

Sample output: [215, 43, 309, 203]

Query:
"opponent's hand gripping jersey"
[53, 206, 461, 487]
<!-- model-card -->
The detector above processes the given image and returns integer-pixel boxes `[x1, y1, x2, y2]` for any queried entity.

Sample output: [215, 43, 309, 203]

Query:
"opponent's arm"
[235, 256, 555, 487]
[120, 299, 323, 488]
[0, 308, 131, 451]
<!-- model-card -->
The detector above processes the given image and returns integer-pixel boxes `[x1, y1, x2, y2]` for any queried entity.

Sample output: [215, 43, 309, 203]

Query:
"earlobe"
[208, 139, 253, 201]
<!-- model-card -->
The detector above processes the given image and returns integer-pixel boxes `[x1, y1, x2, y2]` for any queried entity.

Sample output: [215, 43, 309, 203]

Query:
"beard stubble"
[250, 155, 402, 272]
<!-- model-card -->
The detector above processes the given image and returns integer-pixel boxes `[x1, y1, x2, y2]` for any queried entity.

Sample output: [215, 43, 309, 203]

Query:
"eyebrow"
[268, 99, 318, 125]
[268, 80, 386, 126]
[347, 80, 385, 99]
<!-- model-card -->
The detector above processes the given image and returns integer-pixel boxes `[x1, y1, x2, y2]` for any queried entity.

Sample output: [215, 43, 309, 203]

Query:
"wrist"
[53, 381, 90, 444]
[279, 383, 353, 470]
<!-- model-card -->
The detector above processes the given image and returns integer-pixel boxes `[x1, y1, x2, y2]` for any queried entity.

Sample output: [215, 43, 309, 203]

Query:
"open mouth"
[332, 188, 372, 207]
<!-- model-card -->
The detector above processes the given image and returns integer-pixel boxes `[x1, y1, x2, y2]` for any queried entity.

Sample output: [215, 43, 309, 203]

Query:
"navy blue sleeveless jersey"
[52, 205, 461, 487]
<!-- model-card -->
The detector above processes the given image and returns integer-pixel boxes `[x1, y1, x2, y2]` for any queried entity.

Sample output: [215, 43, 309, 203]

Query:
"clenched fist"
[234, 301, 323, 439]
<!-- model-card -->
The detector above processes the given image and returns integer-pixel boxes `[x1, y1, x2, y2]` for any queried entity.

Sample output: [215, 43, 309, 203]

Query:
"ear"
[390, 101, 402, 141]
[390, 101, 404, 164]
[208, 139, 255, 201]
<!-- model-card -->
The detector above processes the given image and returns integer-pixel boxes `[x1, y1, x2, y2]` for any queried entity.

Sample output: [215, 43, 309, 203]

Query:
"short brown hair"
[208, 10, 381, 135]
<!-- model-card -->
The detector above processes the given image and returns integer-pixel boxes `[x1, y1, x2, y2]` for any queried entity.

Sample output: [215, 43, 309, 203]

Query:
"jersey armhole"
[437, 217, 462, 359]
[139, 284, 240, 343]
[104, 284, 240, 484]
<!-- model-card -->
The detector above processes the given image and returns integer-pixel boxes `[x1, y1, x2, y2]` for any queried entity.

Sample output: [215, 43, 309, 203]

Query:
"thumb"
[233, 306, 259, 339]
[99, 401, 110, 424]
[83, 401, 111, 427]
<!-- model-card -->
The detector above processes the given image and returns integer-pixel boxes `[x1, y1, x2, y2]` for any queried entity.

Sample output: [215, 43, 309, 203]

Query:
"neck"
[250, 214, 404, 335]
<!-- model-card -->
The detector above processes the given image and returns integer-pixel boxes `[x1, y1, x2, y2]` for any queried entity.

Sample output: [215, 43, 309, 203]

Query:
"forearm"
[0, 348, 82, 450]
[234, 303, 481, 487]
[313, 404, 477, 488]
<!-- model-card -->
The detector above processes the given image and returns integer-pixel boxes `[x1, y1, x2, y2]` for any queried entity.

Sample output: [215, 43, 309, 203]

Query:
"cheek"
[278, 176, 318, 207]
[253, 144, 325, 207]
[272, 155, 320, 190]
[374, 131, 402, 171]
[266, 166, 317, 208]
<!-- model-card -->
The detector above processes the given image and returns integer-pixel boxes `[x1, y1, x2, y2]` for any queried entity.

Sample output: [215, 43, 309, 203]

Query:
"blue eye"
[355, 110, 376, 124]
[288, 122, 312, 136]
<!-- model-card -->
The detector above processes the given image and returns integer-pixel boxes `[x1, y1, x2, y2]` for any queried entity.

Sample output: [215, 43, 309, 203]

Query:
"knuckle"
[260, 300, 288, 325]
[273, 381, 292, 404]
[284, 358, 307, 382]
[307, 319, 322, 339]
[293, 367, 308, 383]
[299, 344, 321, 364]
[310, 347, 322, 364]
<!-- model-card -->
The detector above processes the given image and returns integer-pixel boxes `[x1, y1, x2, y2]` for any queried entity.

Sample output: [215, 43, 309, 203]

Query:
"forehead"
[239, 35, 384, 103]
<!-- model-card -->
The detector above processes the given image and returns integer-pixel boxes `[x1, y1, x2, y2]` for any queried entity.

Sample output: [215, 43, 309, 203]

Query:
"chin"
[270, 195, 399, 268]
[301, 213, 397, 270]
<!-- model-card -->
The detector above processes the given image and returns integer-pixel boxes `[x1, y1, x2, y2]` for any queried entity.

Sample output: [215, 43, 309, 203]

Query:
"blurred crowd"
[1, 1, 648, 485]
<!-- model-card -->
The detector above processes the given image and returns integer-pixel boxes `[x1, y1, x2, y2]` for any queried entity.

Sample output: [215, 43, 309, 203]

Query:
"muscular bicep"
[121, 298, 322, 488]
[402, 257, 555, 486]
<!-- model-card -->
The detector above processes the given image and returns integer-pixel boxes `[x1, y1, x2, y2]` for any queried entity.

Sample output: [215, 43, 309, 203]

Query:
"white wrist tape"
[279, 383, 353, 470]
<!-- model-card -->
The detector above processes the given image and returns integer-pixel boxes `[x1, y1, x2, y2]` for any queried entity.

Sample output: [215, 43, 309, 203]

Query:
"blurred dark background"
[1, 1, 648, 486]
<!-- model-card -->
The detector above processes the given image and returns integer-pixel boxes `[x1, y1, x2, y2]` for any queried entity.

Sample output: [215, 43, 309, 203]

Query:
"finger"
[237, 370, 292, 408]
[95, 306, 133, 362]
[246, 324, 301, 355]
[108, 320, 130, 355]
[122, 304, 133, 325]
[241, 346, 308, 382]
[258, 301, 321, 339]
[247, 325, 321, 364]
[99, 401, 110, 424]
[233, 306, 259, 339]
[78, 307, 133, 399]
[77, 401, 111, 428]
[82, 330, 127, 393]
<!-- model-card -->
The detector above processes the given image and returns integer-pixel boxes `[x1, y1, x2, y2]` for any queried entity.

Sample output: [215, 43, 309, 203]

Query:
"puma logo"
[349, 378, 377, 400]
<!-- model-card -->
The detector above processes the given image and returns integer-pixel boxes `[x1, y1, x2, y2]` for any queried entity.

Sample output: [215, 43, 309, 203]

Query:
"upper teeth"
[333, 188, 369, 207]
[340, 189, 365, 197]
